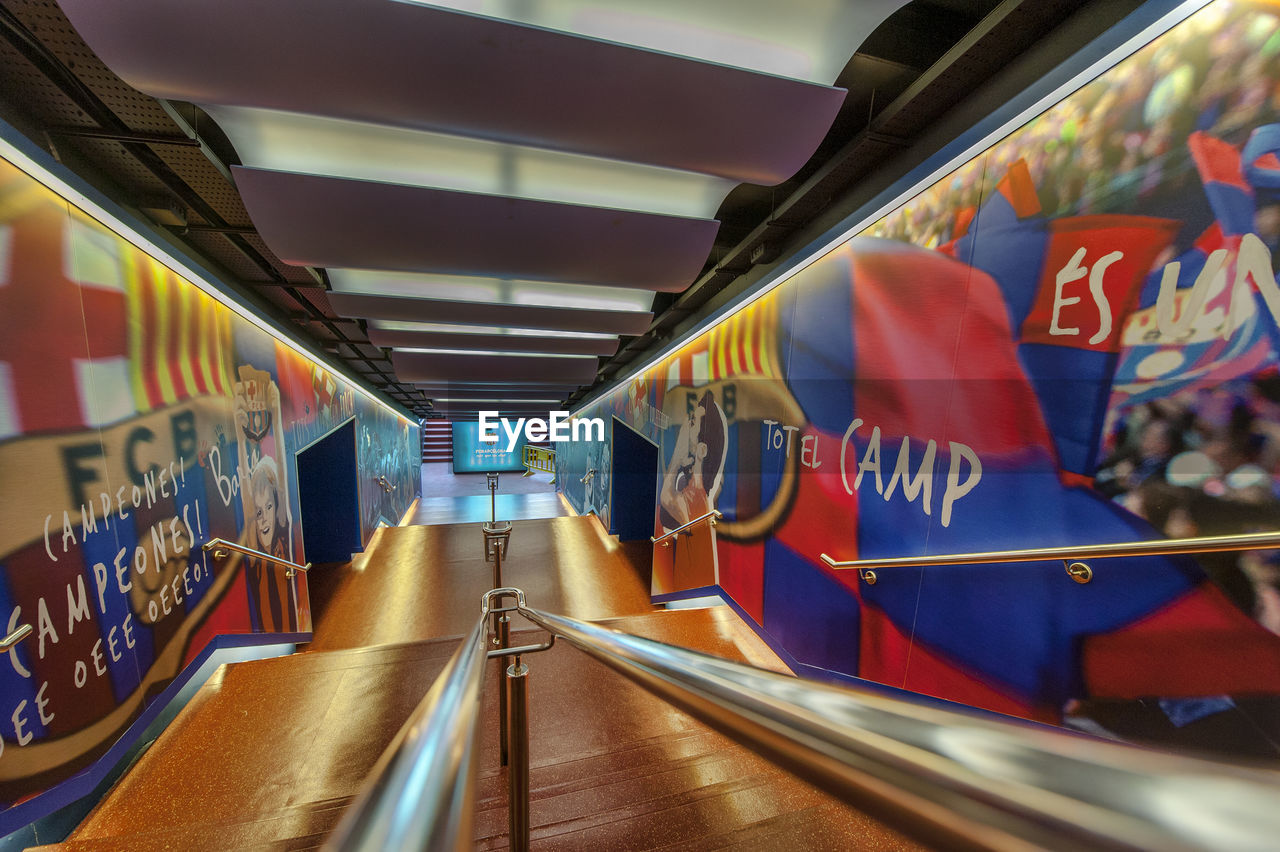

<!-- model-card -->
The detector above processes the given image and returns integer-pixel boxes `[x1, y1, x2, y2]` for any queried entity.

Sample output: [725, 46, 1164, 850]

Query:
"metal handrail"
[650, 509, 722, 544]
[323, 606, 492, 851]
[820, 530, 1280, 585]
[514, 604, 1280, 852]
[333, 587, 1280, 851]
[202, 538, 311, 577]
[0, 623, 32, 653]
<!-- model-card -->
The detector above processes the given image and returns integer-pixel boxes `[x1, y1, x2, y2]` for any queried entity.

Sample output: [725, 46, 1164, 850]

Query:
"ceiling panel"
[235, 167, 716, 291]
[392, 350, 601, 384]
[421, 389, 575, 402]
[414, 379, 580, 390]
[368, 328, 618, 356]
[58, 0, 854, 184]
[329, 269, 655, 313]
[208, 106, 735, 221]
[370, 320, 617, 341]
[408, 0, 907, 84]
[328, 292, 652, 336]
[428, 402, 560, 415]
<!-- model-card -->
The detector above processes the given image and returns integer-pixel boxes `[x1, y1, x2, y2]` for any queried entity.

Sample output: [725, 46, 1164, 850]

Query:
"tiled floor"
[409, 463, 573, 525]
[409, 492, 572, 525]
[420, 462, 558, 496]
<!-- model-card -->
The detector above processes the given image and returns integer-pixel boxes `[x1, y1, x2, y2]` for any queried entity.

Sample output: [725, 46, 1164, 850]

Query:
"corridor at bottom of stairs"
[32, 515, 922, 851]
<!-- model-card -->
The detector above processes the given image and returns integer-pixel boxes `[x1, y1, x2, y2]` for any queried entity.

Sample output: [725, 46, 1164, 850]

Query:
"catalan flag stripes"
[709, 296, 781, 380]
[125, 249, 232, 411]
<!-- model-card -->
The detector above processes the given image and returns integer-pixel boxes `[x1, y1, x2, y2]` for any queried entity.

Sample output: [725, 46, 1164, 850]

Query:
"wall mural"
[560, 0, 1280, 758]
[555, 430, 612, 528]
[0, 156, 420, 819]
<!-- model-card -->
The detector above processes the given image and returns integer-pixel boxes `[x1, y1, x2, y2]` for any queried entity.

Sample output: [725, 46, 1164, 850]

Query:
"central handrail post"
[482, 522, 513, 590]
[496, 607, 511, 767]
[493, 535, 503, 589]
[506, 652, 531, 852]
[486, 471, 499, 525]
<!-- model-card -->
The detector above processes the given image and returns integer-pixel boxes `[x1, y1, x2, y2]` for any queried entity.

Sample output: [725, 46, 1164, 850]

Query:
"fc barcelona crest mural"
[559, 0, 1280, 758]
[0, 154, 419, 824]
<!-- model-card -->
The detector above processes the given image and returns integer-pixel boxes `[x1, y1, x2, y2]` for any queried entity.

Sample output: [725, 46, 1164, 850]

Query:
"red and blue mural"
[559, 0, 1280, 757]
[0, 155, 420, 821]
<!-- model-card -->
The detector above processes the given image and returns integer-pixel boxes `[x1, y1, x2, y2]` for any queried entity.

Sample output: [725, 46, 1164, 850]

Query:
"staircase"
[422, 417, 452, 463]
[32, 609, 921, 851]
[471, 614, 920, 851]
[30, 517, 922, 850]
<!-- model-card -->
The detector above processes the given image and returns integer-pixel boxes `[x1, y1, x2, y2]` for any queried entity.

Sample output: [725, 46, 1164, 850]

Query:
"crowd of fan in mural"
[1097, 377, 1280, 634]
[868, 2, 1280, 254]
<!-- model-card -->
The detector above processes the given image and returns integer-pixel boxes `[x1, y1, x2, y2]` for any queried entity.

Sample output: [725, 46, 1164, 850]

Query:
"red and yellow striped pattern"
[125, 250, 234, 410]
[708, 294, 782, 380]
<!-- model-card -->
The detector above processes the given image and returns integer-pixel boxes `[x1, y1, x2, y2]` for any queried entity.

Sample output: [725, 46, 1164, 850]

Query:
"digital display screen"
[451, 420, 527, 472]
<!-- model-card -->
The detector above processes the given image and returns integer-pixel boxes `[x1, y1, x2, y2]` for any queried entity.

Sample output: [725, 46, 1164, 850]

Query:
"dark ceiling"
[0, 0, 1125, 417]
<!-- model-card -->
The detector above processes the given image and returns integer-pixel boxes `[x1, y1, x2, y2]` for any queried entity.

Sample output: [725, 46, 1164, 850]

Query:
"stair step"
[466, 610, 921, 851]
[30, 796, 353, 851]
[47, 637, 467, 850]
[422, 420, 452, 461]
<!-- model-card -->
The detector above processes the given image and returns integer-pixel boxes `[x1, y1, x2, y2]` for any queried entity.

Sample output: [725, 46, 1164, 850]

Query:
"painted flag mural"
[559, 0, 1280, 760]
[0, 155, 420, 826]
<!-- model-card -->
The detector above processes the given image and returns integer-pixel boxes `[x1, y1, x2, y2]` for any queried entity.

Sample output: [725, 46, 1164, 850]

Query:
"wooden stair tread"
[467, 608, 924, 851]
[31, 796, 352, 851]
[61, 638, 463, 845]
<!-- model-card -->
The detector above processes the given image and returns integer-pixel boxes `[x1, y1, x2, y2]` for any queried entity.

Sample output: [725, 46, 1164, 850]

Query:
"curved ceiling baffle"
[59, 0, 907, 418]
